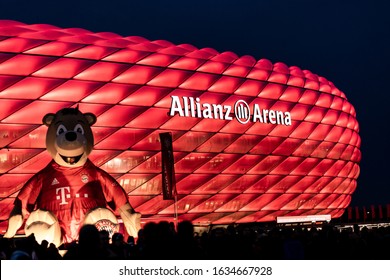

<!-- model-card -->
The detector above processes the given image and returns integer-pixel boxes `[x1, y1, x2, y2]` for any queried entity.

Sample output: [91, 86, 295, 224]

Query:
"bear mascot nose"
[65, 131, 77, 141]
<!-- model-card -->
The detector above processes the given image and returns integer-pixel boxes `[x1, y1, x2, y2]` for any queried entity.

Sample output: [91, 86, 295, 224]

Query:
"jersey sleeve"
[97, 168, 129, 211]
[16, 174, 43, 213]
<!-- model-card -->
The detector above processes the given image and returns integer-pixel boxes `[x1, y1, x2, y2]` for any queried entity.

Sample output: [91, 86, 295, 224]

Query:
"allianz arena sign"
[170, 96, 292, 125]
[0, 20, 360, 231]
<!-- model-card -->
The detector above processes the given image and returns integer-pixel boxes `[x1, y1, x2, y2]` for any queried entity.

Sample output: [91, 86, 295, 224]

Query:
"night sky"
[1, 0, 389, 207]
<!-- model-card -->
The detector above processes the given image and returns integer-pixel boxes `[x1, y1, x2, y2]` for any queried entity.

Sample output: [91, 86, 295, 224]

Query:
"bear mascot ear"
[84, 112, 97, 126]
[42, 113, 56, 127]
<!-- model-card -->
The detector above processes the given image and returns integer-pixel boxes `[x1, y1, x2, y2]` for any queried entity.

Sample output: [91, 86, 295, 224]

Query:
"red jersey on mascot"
[4, 107, 141, 247]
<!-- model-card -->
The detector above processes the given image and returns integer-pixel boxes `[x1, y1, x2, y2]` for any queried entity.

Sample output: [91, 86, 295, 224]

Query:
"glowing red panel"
[100, 150, 157, 173]
[88, 150, 122, 167]
[137, 53, 178, 67]
[103, 49, 149, 63]
[173, 131, 214, 152]
[0, 54, 55, 75]
[117, 173, 156, 194]
[0, 37, 46, 53]
[262, 194, 299, 210]
[179, 72, 219, 90]
[1, 100, 73, 124]
[1, 77, 64, 99]
[168, 57, 205, 70]
[195, 154, 241, 174]
[121, 86, 170, 106]
[223, 135, 264, 154]
[126, 108, 171, 128]
[0, 148, 43, 173]
[305, 106, 328, 123]
[290, 122, 318, 139]
[65, 45, 118, 60]
[213, 212, 255, 224]
[176, 174, 214, 194]
[299, 90, 319, 105]
[240, 194, 280, 211]
[0, 124, 38, 148]
[129, 175, 164, 195]
[8, 125, 47, 148]
[246, 67, 270, 81]
[234, 80, 266, 96]
[94, 128, 152, 150]
[293, 158, 322, 175]
[25, 41, 83, 56]
[186, 48, 217, 59]
[9, 151, 51, 173]
[191, 119, 227, 132]
[316, 93, 334, 108]
[268, 72, 288, 84]
[74, 62, 129, 82]
[134, 196, 174, 215]
[259, 83, 286, 99]
[270, 157, 306, 175]
[192, 175, 239, 194]
[209, 76, 244, 93]
[112, 65, 162, 84]
[250, 137, 285, 155]
[188, 194, 238, 213]
[248, 156, 286, 174]
[159, 195, 211, 214]
[287, 76, 305, 87]
[322, 109, 340, 125]
[221, 175, 263, 193]
[82, 83, 139, 104]
[160, 115, 201, 130]
[131, 130, 185, 151]
[196, 133, 240, 152]
[191, 213, 230, 224]
[40, 80, 103, 101]
[310, 141, 336, 158]
[175, 153, 214, 173]
[130, 152, 183, 174]
[222, 154, 266, 174]
[215, 194, 259, 212]
[147, 69, 192, 88]
[281, 193, 316, 210]
[271, 138, 304, 156]
[95, 105, 146, 127]
[33, 57, 95, 78]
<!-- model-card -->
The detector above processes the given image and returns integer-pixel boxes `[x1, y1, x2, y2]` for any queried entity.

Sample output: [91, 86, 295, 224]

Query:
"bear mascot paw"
[4, 106, 141, 246]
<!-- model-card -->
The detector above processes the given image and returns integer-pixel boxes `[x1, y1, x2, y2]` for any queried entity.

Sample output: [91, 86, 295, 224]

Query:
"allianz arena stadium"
[0, 20, 361, 233]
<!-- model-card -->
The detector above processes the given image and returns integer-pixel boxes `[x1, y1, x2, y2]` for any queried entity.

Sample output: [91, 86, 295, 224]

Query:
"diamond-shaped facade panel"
[0, 20, 361, 232]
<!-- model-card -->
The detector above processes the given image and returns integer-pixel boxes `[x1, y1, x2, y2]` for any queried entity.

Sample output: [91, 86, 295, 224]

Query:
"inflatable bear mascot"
[4, 106, 141, 247]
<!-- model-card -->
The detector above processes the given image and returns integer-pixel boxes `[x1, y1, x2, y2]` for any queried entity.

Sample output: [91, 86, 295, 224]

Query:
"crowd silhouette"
[1, 221, 390, 260]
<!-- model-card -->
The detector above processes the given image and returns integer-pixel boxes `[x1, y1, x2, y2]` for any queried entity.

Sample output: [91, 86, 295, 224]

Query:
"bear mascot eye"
[74, 124, 84, 135]
[56, 124, 67, 136]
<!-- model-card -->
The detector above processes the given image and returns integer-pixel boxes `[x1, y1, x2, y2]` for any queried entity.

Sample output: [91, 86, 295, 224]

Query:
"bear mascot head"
[4, 106, 141, 247]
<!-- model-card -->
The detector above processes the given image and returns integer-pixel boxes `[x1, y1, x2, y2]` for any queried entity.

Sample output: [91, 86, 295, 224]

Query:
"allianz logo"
[169, 96, 292, 126]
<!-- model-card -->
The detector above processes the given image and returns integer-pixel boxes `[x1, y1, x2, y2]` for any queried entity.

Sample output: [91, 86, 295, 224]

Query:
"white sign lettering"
[169, 96, 292, 126]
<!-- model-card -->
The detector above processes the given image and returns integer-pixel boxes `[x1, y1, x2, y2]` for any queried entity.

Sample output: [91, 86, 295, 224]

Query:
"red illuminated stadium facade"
[0, 20, 361, 233]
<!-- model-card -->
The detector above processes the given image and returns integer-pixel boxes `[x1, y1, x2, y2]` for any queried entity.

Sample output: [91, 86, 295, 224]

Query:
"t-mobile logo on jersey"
[56, 186, 70, 205]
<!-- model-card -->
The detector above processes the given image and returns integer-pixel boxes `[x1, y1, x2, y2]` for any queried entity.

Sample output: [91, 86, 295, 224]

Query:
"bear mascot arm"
[3, 199, 23, 238]
[4, 107, 141, 246]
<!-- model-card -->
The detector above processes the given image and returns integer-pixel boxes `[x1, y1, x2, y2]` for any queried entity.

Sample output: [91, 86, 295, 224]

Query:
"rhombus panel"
[0, 20, 360, 231]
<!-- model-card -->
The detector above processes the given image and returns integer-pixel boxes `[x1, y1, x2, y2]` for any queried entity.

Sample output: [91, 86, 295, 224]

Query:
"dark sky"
[1, 0, 389, 207]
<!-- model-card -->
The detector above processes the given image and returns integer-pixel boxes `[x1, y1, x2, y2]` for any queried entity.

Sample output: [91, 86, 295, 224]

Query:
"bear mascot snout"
[4, 107, 141, 247]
